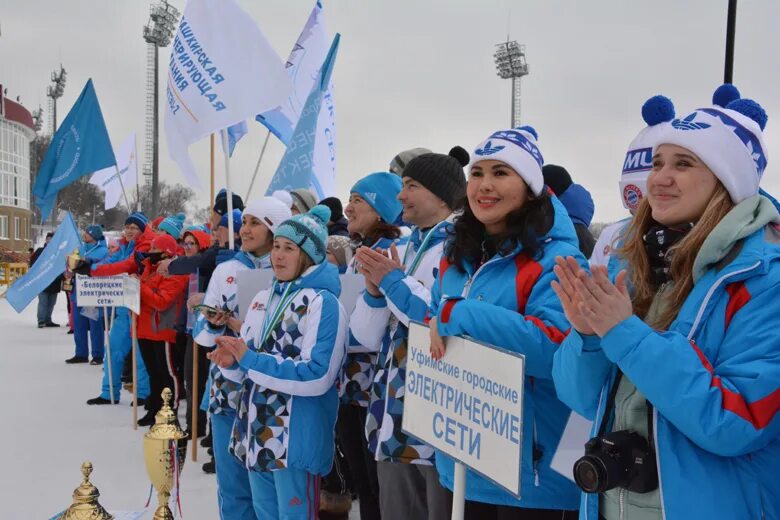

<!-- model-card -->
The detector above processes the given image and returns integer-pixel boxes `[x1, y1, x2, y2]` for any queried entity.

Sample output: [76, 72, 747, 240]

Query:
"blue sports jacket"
[430, 196, 584, 509]
[553, 197, 780, 520]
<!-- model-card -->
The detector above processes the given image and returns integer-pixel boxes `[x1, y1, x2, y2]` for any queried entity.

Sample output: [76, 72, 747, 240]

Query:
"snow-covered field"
[0, 296, 220, 519]
[1, 295, 362, 519]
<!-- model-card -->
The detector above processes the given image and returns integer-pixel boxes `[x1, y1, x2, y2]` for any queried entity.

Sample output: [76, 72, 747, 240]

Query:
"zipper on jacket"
[245, 385, 256, 470]
[461, 255, 503, 298]
[619, 488, 625, 520]
[532, 418, 541, 487]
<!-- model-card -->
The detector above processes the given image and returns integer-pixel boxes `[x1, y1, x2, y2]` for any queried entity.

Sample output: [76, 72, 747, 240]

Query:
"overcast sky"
[1, 0, 778, 223]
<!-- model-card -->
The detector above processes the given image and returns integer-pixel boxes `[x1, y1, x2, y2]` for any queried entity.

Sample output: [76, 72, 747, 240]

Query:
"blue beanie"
[184, 223, 209, 233]
[350, 172, 403, 224]
[86, 224, 104, 242]
[125, 212, 148, 231]
[219, 208, 242, 233]
[274, 205, 331, 265]
[159, 212, 186, 239]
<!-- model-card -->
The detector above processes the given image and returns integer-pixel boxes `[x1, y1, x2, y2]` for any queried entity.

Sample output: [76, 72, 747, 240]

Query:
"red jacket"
[92, 228, 158, 276]
[137, 258, 188, 343]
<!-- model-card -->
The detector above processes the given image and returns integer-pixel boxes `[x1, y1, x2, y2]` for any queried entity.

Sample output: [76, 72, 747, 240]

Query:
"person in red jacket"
[135, 233, 189, 427]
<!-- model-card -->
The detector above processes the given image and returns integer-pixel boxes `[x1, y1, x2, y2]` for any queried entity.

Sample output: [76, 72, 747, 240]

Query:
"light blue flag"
[266, 34, 339, 198]
[221, 120, 249, 157]
[32, 79, 116, 221]
[6, 213, 81, 313]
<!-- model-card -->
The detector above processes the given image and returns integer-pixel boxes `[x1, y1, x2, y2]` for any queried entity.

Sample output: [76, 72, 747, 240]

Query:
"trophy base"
[152, 505, 176, 520]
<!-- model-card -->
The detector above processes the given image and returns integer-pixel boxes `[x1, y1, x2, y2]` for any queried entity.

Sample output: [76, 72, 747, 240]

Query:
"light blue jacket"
[223, 261, 347, 475]
[430, 196, 584, 509]
[553, 196, 780, 520]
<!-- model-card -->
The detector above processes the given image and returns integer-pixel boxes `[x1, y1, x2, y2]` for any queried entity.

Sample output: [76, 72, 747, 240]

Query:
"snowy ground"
[0, 296, 359, 519]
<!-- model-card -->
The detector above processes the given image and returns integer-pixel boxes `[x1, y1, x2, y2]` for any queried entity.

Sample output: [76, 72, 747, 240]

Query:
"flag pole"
[134, 136, 141, 212]
[724, 0, 737, 83]
[132, 312, 139, 429]
[210, 134, 215, 206]
[221, 130, 235, 250]
[245, 130, 272, 200]
[192, 342, 199, 462]
[103, 306, 115, 404]
[114, 165, 132, 212]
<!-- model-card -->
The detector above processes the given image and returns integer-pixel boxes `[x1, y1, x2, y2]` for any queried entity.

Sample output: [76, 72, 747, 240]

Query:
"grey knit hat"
[401, 146, 469, 209]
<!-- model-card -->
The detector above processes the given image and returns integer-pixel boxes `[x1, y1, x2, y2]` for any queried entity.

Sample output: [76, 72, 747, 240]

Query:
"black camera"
[573, 430, 658, 494]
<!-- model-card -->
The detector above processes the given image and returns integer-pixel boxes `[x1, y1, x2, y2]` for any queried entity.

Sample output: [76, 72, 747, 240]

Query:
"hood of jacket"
[540, 194, 581, 250]
[274, 260, 341, 298]
[557, 183, 595, 227]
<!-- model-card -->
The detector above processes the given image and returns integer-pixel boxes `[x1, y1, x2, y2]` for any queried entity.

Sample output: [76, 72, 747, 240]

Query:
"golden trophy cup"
[61, 461, 113, 520]
[63, 249, 82, 292]
[143, 388, 186, 520]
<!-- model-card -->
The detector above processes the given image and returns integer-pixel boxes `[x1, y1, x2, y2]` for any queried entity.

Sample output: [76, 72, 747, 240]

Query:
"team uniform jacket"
[340, 236, 404, 408]
[137, 258, 188, 343]
[553, 197, 780, 520]
[430, 196, 583, 509]
[220, 261, 347, 475]
[91, 227, 157, 276]
[350, 221, 450, 464]
[193, 251, 271, 417]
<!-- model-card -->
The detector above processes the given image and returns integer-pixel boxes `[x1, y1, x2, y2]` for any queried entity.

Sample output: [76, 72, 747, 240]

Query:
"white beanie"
[243, 192, 293, 233]
[650, 97, 768, 204]
[469, 126, 545, 196]
[619, 95, 676, 211]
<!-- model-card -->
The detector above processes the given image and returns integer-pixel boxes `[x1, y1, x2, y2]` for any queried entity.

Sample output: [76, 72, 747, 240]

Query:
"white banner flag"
[164, 0, 291, 188]
[90, 133, 137, 210]
[258, 1, 336, 198]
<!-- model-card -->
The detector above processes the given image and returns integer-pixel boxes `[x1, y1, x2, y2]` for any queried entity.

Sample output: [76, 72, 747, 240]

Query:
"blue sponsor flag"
[221, 120, 248, 157]
[32, 79, 116, 221]
[5, 213, 81, 313]
[266, 34, 339, 197]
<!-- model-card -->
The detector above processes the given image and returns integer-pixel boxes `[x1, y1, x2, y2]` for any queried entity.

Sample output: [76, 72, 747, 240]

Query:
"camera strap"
[597, 368, 657, 452]
[597, 369, 624, 437]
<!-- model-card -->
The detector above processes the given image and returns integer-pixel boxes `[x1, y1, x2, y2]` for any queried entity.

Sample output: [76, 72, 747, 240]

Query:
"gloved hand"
[72, 260, 92, 276]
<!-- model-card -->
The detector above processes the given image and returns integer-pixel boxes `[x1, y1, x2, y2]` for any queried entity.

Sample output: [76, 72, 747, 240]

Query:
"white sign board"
[75, 275, 141, 315]
[402, 321, 525, 497]
[237, 270, 365, 320]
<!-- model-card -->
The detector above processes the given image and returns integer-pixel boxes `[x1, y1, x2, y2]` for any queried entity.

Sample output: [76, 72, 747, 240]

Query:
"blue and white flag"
[32, 79, 116, 221]
[256, 0, 330, 145]
[266, 34, 339, 198]
[5, 213, 81, 313]
[164, 0, 290, 188]
[220, 120, 248, 157]
[89, 133, 137, 210]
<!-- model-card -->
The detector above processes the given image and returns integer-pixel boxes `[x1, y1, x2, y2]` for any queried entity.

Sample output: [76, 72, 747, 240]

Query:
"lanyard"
[402, 221, 445, 277]
[254, 282, 300, 351]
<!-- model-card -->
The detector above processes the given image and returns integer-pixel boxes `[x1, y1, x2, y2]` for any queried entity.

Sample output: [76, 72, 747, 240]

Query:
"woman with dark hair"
[552, 95, 780, 519]
[428, 126, 583, 519]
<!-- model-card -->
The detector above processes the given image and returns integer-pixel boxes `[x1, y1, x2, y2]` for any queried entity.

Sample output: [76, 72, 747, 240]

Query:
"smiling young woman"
[428, 125, 585, 519]
[552, 91, 780, 520]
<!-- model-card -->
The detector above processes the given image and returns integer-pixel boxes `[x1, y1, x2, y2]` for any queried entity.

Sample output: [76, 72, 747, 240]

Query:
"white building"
[0, 85, 35, 253]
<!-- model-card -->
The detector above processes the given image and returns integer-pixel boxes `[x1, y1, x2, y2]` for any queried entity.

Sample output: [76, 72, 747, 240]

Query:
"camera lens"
[574, 456, 608, 493]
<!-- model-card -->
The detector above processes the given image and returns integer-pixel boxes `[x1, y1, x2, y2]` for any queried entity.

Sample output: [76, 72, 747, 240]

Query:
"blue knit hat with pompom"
[651, 85, 768, 204]
[274, 205, 331, 264]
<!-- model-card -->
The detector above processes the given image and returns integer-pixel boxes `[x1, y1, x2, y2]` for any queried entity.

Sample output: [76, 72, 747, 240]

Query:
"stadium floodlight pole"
[45, 65, 67, 226]
[143, 0, 180, 219]
[493, 40, 529, 128]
